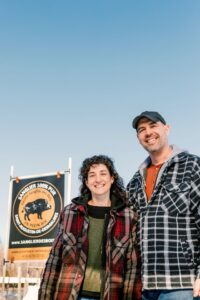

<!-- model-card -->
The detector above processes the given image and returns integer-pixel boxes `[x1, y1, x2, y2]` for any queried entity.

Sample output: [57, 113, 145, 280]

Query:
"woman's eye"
[101, 173, 107, 176]
[88, 174, 95, 178]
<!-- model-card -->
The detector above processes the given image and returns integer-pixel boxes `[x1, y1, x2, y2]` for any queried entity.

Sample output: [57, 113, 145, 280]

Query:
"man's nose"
[145, 127, 152, 136]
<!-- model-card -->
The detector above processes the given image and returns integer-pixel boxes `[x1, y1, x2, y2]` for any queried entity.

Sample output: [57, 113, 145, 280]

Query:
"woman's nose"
[95, 175, 101, 182]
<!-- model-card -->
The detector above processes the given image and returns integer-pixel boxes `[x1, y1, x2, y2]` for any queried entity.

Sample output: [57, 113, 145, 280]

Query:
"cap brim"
[132, 115, 157, 129]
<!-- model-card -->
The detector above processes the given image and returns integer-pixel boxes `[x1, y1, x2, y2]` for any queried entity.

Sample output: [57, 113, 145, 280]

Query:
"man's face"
[136, 117, 170, 154]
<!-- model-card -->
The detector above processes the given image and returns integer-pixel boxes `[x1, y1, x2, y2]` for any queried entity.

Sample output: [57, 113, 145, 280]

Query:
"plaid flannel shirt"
[38, 196, 141, 300]
[127, 146, 200, 290]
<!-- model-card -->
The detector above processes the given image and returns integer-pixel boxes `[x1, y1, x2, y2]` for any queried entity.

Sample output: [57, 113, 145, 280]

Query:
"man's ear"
[165, 124, 170, 135]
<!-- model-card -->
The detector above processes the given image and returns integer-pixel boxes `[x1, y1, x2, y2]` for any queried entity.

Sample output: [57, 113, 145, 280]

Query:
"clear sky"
[0, 1, 200, 248]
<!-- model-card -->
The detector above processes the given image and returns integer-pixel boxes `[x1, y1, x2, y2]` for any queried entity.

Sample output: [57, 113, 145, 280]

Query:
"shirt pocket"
[161, 181, 191, 215]
[111, 235, 130, 264]
[62, 232, 78, 263]
[179, 239, 196, 268]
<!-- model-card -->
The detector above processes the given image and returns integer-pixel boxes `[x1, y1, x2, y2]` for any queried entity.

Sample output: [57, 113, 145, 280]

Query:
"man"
[127, 111, 200, 300]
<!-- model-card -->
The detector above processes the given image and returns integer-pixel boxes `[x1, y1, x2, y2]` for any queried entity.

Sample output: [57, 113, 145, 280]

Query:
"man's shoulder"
[168, 152, 200, 179]
[175, 151, 200, 164]
[127, 170, 141, 190]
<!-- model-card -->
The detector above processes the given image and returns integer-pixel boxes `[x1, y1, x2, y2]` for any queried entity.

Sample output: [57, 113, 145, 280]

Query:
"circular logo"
[12, 180, 63, 238]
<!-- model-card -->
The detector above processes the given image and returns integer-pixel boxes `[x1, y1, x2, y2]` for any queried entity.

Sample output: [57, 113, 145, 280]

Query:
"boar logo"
[23, 199, 51, 221]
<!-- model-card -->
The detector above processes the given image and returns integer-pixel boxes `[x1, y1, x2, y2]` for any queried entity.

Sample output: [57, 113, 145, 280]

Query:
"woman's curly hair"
[79, 154, 126, 202]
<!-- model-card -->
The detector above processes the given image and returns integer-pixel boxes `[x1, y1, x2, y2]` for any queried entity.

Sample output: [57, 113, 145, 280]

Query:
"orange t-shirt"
[145, 164, 162, 201]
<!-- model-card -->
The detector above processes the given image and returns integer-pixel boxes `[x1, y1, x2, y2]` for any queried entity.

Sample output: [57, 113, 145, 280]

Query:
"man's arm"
[191, 158, 200, 294]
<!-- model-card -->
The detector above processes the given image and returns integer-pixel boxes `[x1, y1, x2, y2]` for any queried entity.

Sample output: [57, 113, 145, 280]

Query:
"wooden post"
[17, 265, 21, 299]
[4, 165, 14, 261]
[2, 264, 6, 295]
[66, 157, 72, 205]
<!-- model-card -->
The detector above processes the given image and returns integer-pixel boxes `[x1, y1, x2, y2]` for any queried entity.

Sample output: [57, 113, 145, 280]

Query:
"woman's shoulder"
[118, 205, 138, 220]
[61, 196, 86, 214]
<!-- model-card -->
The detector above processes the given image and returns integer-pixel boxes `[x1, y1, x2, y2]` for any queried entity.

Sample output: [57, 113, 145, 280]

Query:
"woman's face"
[86, 163, 114, 198]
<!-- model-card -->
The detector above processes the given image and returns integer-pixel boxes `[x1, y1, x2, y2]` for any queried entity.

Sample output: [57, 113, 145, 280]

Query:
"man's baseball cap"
[132, 111, 166, 129]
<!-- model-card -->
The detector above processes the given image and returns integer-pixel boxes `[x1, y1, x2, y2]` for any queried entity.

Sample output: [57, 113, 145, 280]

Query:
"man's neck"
[150, 145, 172, 165]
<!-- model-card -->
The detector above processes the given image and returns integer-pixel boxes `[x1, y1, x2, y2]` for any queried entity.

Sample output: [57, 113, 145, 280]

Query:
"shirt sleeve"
[123, 211, 142, 300]
[190, 159, 200, 278]
[38, 210, 64, 300]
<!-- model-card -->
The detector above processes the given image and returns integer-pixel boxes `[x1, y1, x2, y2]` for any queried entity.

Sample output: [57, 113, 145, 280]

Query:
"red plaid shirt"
[38, 196, 141, 300]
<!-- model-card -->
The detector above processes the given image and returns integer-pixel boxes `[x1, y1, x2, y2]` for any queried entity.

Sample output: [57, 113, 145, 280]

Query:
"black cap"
[132, 111, 166, 129]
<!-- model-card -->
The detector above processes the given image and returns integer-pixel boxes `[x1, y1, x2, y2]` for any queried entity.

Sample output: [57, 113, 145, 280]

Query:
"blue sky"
[0, 1, 200, 247]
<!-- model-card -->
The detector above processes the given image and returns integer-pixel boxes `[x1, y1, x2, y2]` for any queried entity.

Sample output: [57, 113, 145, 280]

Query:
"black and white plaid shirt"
[127, 145, 200, 290]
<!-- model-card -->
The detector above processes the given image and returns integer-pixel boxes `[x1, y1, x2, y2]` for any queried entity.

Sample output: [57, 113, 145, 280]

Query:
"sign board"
[7, 173, 64, 261]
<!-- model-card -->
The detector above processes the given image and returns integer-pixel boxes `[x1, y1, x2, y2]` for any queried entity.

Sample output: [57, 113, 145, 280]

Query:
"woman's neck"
[88, 196, 111, 207]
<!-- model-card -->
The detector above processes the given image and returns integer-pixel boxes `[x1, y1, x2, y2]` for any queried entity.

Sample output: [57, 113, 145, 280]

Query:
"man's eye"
[137, 128, 144, 134]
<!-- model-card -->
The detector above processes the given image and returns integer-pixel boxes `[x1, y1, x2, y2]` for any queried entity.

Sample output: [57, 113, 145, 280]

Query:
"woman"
[38, 155, 141, 300]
